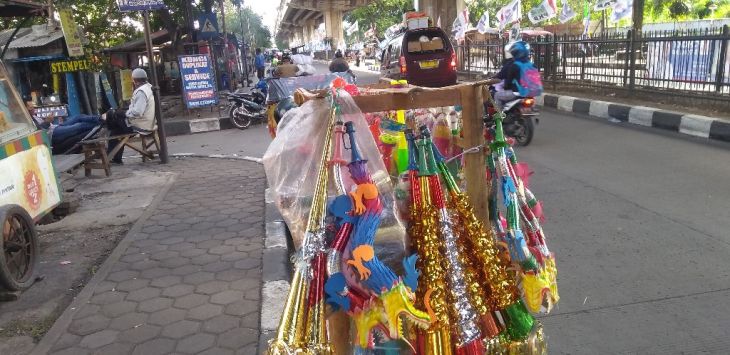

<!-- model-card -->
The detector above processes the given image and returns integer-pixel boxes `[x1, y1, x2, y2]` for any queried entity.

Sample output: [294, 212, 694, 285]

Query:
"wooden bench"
[81, 131, 160, 177]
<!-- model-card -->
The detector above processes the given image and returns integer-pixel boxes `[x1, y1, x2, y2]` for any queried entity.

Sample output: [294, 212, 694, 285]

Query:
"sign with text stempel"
[178, 54, 218, 109]
[117, 0, 167, 12]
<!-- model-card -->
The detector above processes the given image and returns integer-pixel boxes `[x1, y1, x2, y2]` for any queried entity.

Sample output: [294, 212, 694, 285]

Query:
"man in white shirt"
[107, 68, 156, 164]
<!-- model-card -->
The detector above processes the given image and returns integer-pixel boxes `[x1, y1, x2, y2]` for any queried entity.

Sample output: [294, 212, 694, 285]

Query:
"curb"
[164, 116, 236, 137]
[258, 188, 293, 351]
[31, 174, 178, 355]
[537, 94, 730, 143]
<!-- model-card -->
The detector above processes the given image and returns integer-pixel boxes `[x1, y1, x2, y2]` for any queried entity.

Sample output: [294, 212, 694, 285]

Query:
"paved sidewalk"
[36, 158, 266, 355]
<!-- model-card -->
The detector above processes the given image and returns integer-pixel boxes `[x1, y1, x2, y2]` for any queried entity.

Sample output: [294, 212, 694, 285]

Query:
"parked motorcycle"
[227, 92, 267, 129]
[484, 94, 538, 146]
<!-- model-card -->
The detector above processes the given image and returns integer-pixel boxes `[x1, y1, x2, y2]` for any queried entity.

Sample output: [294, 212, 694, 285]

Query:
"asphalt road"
[167, 69, 730, 352]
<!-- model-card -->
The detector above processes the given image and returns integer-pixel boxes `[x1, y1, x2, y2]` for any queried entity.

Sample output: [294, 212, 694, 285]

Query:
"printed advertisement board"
[117, 0, 167, 12]
[0, 144, 61, 220]
[178, 55, 218, 109]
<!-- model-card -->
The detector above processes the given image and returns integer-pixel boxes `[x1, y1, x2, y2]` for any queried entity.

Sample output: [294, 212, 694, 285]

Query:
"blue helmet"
[509, 41, 530, 61]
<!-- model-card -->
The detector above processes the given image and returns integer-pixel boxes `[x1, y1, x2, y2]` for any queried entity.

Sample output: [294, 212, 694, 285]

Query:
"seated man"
[28, 101, 104, 153]
[273, 55, 299, 78]
[106, 68, 157, 164]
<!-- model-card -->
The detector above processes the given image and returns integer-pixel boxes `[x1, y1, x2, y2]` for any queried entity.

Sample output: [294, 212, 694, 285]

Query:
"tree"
[223, 3, 272, 49]
[345, 0, 412, 40]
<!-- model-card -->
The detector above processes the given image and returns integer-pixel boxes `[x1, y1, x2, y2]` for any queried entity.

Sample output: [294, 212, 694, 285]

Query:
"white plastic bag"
[263, 91, 406, 265]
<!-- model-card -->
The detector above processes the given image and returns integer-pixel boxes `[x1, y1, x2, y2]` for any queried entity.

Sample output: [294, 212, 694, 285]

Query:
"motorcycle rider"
[493, 41, 530, 109]
[329, 50, 350, 73]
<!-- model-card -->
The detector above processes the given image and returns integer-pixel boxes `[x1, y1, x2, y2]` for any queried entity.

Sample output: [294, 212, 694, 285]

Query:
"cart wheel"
[0, 205, 39, 291]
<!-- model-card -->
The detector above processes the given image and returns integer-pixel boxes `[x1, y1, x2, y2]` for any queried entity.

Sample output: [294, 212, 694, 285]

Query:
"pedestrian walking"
[255, 48, 266, 81]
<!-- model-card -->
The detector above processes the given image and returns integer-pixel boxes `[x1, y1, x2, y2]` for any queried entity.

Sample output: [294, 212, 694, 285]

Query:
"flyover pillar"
[324, 6, 344, 52]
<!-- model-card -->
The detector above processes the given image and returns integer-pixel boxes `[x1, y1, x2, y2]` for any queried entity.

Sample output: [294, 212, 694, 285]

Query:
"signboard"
[100, 73, 118, 109]
[647, 40, 715, 82]
[178, 55, 218, 109]
[58, 9, 84, 57]
[117, 0, 167, 12]
[32, 105, 68, 122]
[0, 144, 61, 220]
[120, 69, 134, 101]
[50, 59, 92, 74]
[198, 13, 219, 40]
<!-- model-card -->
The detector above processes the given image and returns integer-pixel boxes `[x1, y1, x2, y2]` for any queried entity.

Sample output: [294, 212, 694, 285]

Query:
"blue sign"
[198, 13, 219, 40]
[178, 54, 218, 109]
[117, 0, 167, 12]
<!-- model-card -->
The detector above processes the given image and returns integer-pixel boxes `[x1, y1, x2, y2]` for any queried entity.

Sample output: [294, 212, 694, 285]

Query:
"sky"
[248, 2, 278, 33]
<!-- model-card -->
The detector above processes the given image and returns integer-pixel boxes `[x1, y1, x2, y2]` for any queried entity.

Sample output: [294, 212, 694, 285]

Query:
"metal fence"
[456, 26, 730, 103]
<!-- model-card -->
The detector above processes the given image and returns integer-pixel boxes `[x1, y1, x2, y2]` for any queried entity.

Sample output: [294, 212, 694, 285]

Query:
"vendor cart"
[0, 59, 60, 292]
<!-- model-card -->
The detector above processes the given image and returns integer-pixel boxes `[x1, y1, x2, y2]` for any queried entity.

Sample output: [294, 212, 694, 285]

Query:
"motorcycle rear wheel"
[514, 117, 534, 146]
[229, 105, 252, 130]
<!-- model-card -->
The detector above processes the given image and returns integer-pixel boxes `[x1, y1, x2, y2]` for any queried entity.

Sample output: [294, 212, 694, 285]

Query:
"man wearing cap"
[106, 67, 156, 164]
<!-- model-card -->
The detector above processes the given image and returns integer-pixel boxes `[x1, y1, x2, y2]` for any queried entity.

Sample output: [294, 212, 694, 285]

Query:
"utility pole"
[237, 2, 250, 87]
[632, 0, 645, 33]
[143, 10, 169, 164]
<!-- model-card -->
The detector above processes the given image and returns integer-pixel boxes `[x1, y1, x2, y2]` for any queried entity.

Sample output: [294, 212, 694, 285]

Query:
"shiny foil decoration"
[448, 192, 519, 311]
[431, 177, 481, 346]
[269, 106, 338, 355]
[411, 178, 451, 326]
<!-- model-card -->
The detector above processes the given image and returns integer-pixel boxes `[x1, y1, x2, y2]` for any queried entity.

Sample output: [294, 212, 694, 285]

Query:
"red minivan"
[380, 27, 458, 87]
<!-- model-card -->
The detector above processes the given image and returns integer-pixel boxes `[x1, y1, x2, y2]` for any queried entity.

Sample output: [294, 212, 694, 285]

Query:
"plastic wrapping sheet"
[263, 91, 406, 266]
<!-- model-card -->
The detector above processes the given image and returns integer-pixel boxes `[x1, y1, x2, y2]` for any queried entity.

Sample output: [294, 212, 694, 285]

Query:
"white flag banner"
[452, 9, 469, 41]
[346, 21, 359, 36]
[559, 0, 576, 23]
[594, 0, 616, 11]
[528, 0, 557, 24]
[477, 11, 491, 34]
[497, 0, 522, 30]
[437, 15, 441, 28]
[610, 0, 632, 22]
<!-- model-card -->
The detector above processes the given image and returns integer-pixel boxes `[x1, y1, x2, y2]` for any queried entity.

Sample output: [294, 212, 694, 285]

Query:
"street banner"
[528, 0, 557, 24]
[0, 143, 60, 220]
[610, 0, 632, 22]
[452, 9, 469, 41]
[50, 58, 92, 74]
[58, 9, 84, 57]
[117, 0, 167, 12]
[477, 11, 491, 34]
[178, 54, 218, 109]
[346, 21, 359, 36]
[559, 0, 577, 23]
[199, 13, 220, 40]
[497, 0, 522, 30]
[120, 69, 134, 101]
[594, 0, 616, 11]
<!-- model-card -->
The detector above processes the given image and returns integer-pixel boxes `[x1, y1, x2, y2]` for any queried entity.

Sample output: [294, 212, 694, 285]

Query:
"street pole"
[143, 10, 169, 164]
[237, 3, 249, 87]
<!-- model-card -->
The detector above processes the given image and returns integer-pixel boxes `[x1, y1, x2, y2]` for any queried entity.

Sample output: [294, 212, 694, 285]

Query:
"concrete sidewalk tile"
[628, 106, 655, 127]
[189, 117, 221, 133]
[557, 96, 576, 112]
[652, 111, 683, 131]
[680, 114, 714, 138]
[38, 158, 265, 355]
[260, 280, 290, 331]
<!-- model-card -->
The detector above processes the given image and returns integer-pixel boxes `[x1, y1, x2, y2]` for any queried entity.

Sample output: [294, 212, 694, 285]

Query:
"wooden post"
[459, 85, 489, 222]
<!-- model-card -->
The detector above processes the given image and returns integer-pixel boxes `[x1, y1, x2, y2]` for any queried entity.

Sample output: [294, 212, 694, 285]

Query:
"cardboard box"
[421, 38, 444, 51]
[407, 17, 429, 30]
[407, 41, 422, 53]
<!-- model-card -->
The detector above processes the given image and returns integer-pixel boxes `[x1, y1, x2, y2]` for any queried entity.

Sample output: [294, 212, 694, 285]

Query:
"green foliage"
[55, 0, 141, 54]
[223, 3, 272, 49]
[344, 0, 413, 39]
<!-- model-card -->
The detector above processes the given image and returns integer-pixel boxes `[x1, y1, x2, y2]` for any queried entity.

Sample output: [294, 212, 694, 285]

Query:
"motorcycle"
[484, 93, 538, 146]
[227, 92, 267, 130]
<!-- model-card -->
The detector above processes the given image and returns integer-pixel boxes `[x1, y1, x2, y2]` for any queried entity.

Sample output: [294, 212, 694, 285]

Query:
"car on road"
[380, 27, 458, 87]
